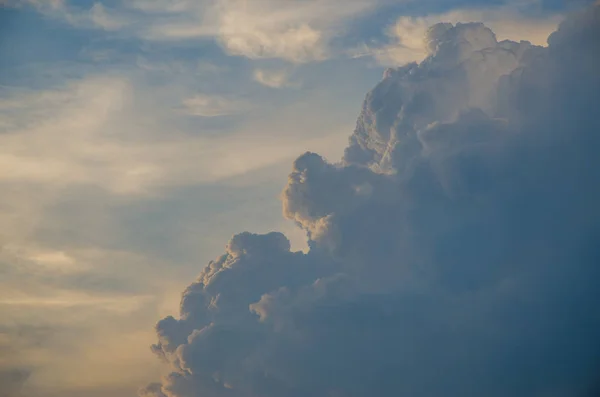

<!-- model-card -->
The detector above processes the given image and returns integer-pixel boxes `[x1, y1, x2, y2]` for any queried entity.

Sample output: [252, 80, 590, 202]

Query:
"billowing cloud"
[345, 21, 544, 169]
[355, 7, 561, 66]
[143, 4, 600, 397]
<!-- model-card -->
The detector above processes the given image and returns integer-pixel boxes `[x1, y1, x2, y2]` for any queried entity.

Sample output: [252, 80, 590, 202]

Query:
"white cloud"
[213, 0, 377, 62]
[125, 0, 194, 14]
[215, 11, 325, 62]
[180, 94, 249, 117]
[87, 3, 129, 30]
[141, 22, 215, 40]
[0, 293, 151, 312]
[143, 0, 377, 61]
[26, 250, 81, 272]
[19, 0, 378, 63]
[11, 0, 559, 66]
[18, 0, 130, 31]
[0, 74, 355, 196]
[358, 7, 562, 66]
[253, 68, 294, 88]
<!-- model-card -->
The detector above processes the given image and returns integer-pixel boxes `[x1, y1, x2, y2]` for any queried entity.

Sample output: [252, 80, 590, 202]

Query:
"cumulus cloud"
[356, 7, 561, 66]
[142, 4, 600, 397]
[345, 22, 543, 169]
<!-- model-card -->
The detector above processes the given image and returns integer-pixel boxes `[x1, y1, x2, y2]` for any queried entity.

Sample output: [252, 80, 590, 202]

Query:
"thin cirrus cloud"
[0, 76, 349, 196]
[71, 2, 130, 31]
[0, 239, 184, 396]
[11, 0, 129, 31]
[180, 94, 250, 117]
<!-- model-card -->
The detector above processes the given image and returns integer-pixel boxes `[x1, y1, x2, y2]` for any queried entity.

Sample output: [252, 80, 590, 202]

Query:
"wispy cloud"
[180, 94, 249, 117]
[0, 73, 353, 195]
[139, 0, 378, 62]
[15, 0, 130, 30]
[0, 293, 151, 312]
[12, 0, 379, 63]
[253, 68, 295, 88]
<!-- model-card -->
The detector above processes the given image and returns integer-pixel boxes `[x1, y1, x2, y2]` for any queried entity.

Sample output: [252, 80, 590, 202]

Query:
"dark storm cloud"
[142, 4, 600, 397]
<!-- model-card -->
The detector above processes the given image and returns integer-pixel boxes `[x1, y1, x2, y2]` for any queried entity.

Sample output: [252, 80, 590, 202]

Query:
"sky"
[0, 1, 598, 397]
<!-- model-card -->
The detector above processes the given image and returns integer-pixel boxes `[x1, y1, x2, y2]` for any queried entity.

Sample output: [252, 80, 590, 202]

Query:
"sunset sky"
[1, 1, 598, 397]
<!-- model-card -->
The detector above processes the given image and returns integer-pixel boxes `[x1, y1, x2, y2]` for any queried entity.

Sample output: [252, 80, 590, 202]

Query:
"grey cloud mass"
[0, 369, 30, 397]
[142, 4, 600, 397]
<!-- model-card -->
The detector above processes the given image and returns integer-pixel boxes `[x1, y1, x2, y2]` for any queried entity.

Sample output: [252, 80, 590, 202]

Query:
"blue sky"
[0, 1, 591, 396]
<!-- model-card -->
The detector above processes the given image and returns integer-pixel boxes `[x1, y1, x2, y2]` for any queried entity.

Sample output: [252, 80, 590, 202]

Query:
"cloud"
[145, 0, 377, 62]
[14, 0, 130, 31]
[0, 251, 170, 396]
[82, 3, 129, 31]
[14, 0, 378, 63]
[0, 4, 380, 396]
[0, 54, 357, 394]
[180, 94, 249, 117]
[143, 4, 600, 397]
[0, 74, 351, 196]
[345, 21, 549, 169]
[253, 69, 294, 89]
[0, 369, 30, 397]
[356, 6, 561, 66]
[139, 383, 168, 397]
[21, 249, 83, 274]
[0, 292, 151, 312]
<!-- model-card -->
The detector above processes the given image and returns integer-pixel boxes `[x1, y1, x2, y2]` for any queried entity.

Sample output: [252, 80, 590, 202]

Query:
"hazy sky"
[0, 1, 597, 397]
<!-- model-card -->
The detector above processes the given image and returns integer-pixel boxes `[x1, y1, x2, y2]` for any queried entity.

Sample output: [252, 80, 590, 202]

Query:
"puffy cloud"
[357, 7, 561, 66]
[345, 22, 543, 169]
[143, 4, 600, 397]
